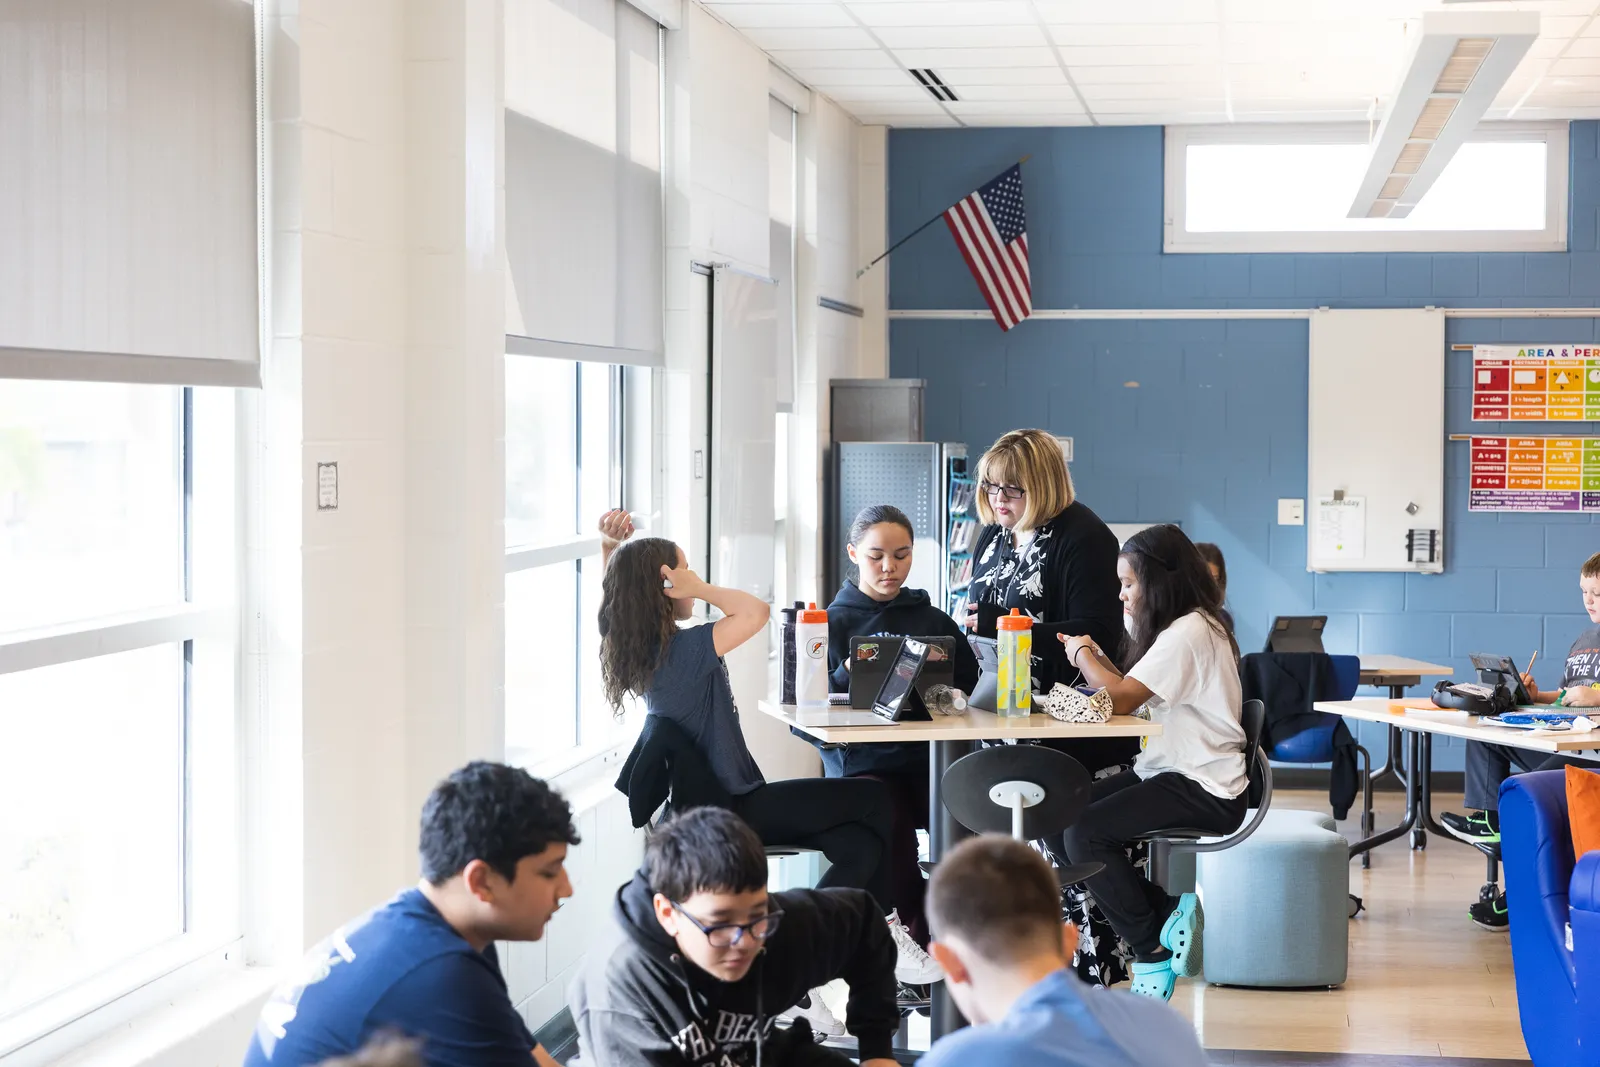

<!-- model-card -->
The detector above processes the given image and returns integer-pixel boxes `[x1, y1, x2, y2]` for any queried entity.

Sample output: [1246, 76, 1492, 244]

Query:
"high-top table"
[1314, 698, 1600, 875]
[758, 699, 1160, 1040]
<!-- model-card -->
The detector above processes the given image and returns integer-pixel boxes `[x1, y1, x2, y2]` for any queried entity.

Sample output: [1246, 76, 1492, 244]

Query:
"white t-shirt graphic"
[1127, 611, 1247, 799]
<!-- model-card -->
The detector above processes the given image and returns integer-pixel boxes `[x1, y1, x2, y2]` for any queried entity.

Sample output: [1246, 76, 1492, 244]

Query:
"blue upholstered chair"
[1264, 654, 1371, 852]
[1499, 769, 1600, 1066]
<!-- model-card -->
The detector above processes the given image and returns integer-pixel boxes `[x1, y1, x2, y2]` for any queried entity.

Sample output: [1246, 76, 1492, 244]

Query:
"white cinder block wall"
[43, 0, 887, 1061]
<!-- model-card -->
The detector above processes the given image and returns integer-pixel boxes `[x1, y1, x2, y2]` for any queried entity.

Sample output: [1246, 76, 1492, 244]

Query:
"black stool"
[941, 743, 1103, 884]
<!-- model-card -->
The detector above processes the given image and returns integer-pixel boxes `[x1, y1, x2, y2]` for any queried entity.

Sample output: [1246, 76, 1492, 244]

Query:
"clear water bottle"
[996, 608, 1033, 718]
[924, 685, 968, 716]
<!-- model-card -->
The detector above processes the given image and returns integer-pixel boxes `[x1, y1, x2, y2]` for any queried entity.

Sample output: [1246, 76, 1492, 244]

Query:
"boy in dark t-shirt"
[1440, 553, 1600, 929]
[242, 763, 577, 1067]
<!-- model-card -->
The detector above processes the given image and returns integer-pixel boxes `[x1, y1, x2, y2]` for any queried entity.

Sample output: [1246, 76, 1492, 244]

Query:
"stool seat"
[942, 744, 1092, 841]
[1199, 819, 1350, 988]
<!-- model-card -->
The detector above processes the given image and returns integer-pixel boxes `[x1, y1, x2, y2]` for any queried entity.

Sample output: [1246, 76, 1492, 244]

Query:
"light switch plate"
[1278, 498, 1304, 526]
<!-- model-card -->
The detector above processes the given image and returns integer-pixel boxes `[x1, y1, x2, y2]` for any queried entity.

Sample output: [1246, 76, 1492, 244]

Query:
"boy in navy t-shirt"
[243, 762, 579, 1067]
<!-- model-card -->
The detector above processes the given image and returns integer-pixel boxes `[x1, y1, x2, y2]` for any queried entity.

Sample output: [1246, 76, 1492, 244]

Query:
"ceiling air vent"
[910, 69, 958, 103]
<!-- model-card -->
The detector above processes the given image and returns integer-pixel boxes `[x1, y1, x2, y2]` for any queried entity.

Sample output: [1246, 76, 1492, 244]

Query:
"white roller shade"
[0, 0, 259, 387]
[504, 0, 663, 366]
[768, 95, 795, 414]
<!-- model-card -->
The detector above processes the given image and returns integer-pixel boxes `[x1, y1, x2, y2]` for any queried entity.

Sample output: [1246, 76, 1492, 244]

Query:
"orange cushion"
[1566, 765, 1600, 862]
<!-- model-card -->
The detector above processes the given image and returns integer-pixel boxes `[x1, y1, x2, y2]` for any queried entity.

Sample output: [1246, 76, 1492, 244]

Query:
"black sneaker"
[1442, 809, 1500, 846]
[1470, 891, 1509, 930]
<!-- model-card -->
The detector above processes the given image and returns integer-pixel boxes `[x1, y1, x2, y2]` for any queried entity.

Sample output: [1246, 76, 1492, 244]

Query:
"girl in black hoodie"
[813, 505, 979, 947]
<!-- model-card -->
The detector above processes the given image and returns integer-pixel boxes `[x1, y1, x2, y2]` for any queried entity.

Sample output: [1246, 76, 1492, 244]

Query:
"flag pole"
[855, 155, 1031, 278]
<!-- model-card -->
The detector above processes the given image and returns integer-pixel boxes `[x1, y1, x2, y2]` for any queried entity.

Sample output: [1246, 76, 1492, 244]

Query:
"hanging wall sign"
[1471, 345, 1600, 421]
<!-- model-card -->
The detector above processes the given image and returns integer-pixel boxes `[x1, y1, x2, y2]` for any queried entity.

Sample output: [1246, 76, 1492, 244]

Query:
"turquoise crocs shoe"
[1160, 892, 1204, 979]
[1129, 959, 1176, 1001]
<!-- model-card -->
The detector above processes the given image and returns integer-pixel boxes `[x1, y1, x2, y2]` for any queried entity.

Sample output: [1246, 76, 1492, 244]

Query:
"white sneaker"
[779, 987, 845, 1038]
[887, 910, 944, 984]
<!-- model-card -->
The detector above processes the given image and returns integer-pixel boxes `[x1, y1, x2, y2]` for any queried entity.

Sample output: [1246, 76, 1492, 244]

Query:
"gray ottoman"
[1197, 810, 1349, 988]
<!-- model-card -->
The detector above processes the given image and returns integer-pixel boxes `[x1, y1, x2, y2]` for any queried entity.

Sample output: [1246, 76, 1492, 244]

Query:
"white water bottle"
[795, 603, 830, 707]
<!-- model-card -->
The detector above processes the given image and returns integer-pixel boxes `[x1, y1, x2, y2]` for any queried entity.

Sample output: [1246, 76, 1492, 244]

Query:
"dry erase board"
[1307, 308, 1445, 573]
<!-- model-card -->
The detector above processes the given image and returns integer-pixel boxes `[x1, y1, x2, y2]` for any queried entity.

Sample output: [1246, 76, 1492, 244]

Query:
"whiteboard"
[710, 266, 778, 598]
[1307, 308, 1445, 573]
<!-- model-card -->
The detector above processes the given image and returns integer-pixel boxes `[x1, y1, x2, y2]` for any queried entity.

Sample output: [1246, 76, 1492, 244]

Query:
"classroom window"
[0, 381, 237, 1055]
[1164, 123, 1567, 254]
[505, 357, 643, 771]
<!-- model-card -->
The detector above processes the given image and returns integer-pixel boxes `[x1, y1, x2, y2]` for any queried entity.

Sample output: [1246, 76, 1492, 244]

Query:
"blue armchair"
[1499, 769, 1600, 1066]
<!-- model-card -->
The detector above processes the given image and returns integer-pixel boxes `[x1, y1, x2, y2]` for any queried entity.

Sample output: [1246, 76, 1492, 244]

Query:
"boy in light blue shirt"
[921, 836, 1208, 1067]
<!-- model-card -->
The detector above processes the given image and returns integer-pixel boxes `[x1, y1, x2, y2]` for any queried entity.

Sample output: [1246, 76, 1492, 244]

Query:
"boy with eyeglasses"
[569, 807, 900, 1067]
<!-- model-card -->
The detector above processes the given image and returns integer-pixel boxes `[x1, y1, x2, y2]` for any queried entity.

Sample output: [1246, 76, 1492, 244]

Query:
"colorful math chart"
[1468, 436, 1600, 512]
[1471, 345, 1600, 421]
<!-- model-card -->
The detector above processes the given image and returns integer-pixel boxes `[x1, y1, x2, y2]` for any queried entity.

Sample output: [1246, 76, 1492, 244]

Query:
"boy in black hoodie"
[569, 807, 900, 1067]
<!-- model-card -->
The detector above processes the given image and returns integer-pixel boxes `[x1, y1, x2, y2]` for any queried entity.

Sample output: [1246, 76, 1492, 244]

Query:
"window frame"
[0, 386, 240, 1064]
[1162, 121, 1569, 255]
[504, 359, 644, 781]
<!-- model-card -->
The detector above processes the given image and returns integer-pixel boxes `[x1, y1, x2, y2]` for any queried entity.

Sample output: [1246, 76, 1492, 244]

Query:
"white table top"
[1313, 698, 1600, 753]
[1357, 655, 1454, 679]
[758, 699, 1162, 745]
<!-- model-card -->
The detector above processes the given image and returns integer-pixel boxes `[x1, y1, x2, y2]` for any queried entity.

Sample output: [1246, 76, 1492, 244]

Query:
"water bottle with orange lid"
[996, 608, 1033, 718]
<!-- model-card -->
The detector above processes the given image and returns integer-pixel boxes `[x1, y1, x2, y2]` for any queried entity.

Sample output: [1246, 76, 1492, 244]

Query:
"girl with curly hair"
[594, 512, 936, 987]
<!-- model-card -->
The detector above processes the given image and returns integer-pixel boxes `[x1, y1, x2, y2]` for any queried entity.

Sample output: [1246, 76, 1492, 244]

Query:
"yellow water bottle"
[997, 608, 1033, 718]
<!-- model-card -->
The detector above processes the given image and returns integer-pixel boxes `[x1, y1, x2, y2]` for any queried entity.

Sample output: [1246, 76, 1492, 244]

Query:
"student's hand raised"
[597, 509, 635, 549]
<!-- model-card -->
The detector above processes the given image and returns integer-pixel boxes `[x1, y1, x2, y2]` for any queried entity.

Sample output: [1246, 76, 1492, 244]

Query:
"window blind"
[0, 0, 260, 386]
[504, 0, 664, 366]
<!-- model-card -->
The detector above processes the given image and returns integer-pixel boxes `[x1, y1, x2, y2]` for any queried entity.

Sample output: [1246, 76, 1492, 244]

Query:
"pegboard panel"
[833, 442, 942, 597]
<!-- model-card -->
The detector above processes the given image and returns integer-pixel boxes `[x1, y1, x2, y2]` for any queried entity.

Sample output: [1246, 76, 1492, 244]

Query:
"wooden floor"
[1168, 789, 1528, 1062]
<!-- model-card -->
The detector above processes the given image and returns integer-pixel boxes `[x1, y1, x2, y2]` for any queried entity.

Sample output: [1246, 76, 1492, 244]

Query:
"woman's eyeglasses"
[670, 901, 784, 947]
[980, 480, 1026, 502]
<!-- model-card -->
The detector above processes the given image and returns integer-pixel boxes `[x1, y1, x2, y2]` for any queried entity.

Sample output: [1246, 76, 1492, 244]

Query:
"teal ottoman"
[1197, 811, 1349, 988]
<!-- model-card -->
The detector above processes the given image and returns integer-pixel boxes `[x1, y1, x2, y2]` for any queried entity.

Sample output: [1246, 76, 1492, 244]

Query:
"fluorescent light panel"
[1349, 11, 1537, 220]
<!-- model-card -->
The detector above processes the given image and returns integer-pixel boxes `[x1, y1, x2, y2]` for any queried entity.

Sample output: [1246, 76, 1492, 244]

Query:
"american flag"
[943, 164, 1031, 331]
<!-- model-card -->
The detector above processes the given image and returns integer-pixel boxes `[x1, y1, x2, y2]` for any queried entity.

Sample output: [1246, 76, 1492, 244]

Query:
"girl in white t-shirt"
[1055, 524, 1247, 1002]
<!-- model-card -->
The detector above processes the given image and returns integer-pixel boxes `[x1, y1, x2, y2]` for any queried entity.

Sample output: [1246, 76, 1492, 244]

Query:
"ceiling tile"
[891, 46, 1060, 67]
[1219, 0, 1407, 20]
[1069, 63, 1220, 85]
[947, 99, 1087, 114]
[874, 25, 1045, 48]
[1528, 37, 1569, 59]
[1056, 43, 1222, 65]
[826, 84, 935, 102]
[1044, 22, 1219, 47]
[1533, 74, 1600, 92]
[1030, 0, 1218, 24]
[847, 2, 1035, 28]
[790, 66, 922, 86]
[740, 26, 880, 48]
[1544, 16, 1590, 37]
[1078, 81, 1222, 102]
[959, 114, 1094, 125]
[950, 83, 1083, 101]
[1549, 55, 1600, 77]
[704, 3, 855, 26]
[767, 48, 900, 68]
[937, 66, 1070, 86]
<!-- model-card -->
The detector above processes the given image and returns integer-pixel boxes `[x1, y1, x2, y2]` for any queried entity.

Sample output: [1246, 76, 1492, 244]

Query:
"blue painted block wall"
[888, 123, 1600, 773]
